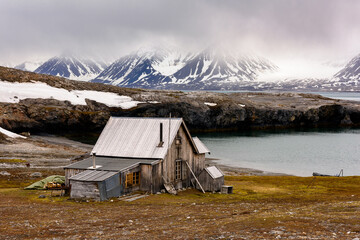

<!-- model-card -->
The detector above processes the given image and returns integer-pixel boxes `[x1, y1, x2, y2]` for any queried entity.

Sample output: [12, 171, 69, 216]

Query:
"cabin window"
[175, 160, 182, 180]
[125, 172, 140, 188]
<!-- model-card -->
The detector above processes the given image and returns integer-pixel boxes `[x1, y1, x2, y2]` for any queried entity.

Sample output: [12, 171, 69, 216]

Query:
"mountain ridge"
[92, 47, 278, 90]
[34, 55, 107, 81]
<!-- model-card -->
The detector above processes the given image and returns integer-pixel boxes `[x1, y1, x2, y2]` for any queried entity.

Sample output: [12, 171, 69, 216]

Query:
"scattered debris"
[30, 172, 42, 178]
[25, 175, 65, 190]
[118, 194, 149, 202]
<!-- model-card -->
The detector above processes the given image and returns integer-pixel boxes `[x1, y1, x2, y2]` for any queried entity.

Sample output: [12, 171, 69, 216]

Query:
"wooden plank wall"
[65, 169, 85, 187]
[163, 125, 205, 189]
[197, 171, 224, 192]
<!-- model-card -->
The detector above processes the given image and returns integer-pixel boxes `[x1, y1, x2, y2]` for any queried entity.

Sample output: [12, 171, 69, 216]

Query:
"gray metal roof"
[64, 156, 158, 171]
[91, 117, 184, 159]
[193, 137, 210, 154]
[69, 170, 118, 182]
[205, 166, 224, 179]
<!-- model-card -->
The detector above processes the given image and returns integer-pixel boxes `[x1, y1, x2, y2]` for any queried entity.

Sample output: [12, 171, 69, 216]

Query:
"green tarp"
[24, 175, 65, 190]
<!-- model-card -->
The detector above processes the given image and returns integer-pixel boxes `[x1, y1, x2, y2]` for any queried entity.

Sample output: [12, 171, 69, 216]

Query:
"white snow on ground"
[0, 81, 143, 109]
[0, 126, 26, 139]
[204, 102, 217, 106]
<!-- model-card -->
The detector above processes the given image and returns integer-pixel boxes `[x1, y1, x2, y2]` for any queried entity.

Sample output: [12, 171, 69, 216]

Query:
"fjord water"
[197, 128, 360, 176]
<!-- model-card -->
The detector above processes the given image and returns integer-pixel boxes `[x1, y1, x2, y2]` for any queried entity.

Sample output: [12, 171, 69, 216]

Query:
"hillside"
[0, 66, 360, 134]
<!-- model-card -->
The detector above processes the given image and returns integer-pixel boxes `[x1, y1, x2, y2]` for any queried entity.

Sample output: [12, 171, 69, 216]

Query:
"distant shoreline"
[205, 157, 290, 176]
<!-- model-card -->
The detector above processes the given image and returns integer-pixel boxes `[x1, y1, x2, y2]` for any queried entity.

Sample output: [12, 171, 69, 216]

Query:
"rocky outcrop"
[1, 66, 360, 133]
[1, 94, 360, 134]
[0, 99, 110, 133]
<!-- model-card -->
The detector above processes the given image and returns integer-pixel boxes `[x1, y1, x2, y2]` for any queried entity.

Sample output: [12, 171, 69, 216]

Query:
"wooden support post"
[184, 160, 205, 193]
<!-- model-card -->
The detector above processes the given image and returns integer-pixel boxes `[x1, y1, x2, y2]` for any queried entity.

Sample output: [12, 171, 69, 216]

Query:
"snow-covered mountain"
[15, 61, 44, 72]
[93, 49, 170, 87]
[92, 47, 278, 90]
[333, 54, 360, 86]
[35, 56, 107, 81]
[172, 48, 278, 89]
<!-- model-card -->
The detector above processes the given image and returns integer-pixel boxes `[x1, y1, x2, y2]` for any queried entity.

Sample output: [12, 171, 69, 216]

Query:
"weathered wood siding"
[151, 162, 163, 193]
[163, 124, 205, 189]
[103, 174, 121, 200]
[140, 164, 152, 192]
[197, 171, 224, 192]
[65, 169, 86, 187]
[70, 181, 100, 200]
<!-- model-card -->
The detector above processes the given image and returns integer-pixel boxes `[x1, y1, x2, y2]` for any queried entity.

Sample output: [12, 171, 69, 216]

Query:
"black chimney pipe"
[160, 123, 163, 143]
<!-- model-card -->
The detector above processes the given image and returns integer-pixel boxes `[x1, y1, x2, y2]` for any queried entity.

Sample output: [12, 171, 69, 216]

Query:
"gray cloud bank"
[1, 0, 360, 65]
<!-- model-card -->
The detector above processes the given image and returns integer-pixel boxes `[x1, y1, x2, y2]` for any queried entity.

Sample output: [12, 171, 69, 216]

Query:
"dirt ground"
[0, 136, 360, 239]
[0, 175, 360, 240]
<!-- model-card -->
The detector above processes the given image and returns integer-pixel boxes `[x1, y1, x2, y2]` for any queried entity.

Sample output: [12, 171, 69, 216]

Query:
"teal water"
[197, 128, 360, 176]
[314, 92, 360, 102]
[182, 90, 360, 102]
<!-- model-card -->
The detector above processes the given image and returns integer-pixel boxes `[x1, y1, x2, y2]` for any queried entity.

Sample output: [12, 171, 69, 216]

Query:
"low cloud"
[1, 0, 359, 65]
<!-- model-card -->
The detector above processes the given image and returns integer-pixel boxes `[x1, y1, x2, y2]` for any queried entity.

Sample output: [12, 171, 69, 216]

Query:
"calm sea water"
[183, 90, 360, 102]
[311, 92, 360, 102]
[65, 91, 360, 177]
[197, 128, 360, 176]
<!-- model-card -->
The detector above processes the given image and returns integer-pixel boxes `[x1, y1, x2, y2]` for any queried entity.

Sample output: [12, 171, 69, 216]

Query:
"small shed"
[69, 170, 120, 201]
[197, 166, 224, 192]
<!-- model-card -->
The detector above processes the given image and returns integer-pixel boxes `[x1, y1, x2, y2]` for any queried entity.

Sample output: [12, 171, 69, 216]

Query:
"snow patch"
[204, 102, 217, 106]
[0, 127, 26, 139]
[0, 81, 142, 109]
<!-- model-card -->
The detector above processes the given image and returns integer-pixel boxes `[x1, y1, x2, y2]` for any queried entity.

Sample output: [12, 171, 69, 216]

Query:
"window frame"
[175, 160, 182, 180]
[125, 171, 140, 188]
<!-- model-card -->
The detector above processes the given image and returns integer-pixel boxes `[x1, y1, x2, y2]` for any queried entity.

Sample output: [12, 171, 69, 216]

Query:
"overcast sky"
[1, 0, 360, 71]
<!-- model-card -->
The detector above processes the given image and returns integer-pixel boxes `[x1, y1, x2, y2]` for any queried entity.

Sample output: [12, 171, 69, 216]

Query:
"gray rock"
[30, 172, 42, 177]
[0, 171, 11, 176]
[38, 195, 46, 198]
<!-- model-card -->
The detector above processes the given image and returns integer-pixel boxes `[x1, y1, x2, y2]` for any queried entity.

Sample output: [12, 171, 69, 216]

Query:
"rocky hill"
[0, 66, 360, 134]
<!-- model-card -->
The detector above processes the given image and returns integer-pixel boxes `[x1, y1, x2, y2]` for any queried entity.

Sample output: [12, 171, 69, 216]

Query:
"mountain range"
[93, 47, 279, 90]
[9, 48, 360, 91]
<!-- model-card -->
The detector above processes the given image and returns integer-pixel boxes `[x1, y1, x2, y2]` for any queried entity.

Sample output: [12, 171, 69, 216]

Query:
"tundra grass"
[1, 175, 359, 239]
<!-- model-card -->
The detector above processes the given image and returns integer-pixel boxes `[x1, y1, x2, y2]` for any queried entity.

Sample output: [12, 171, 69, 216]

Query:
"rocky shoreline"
[0, 134, 286, 176]
[1, 67, 360, 134]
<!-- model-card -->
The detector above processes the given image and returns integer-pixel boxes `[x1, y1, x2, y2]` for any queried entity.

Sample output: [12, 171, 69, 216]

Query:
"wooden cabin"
[64, 117, 213, 200]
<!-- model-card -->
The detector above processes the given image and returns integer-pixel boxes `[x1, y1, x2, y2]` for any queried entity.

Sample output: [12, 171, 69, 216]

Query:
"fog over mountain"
[1, 0, 360, 81]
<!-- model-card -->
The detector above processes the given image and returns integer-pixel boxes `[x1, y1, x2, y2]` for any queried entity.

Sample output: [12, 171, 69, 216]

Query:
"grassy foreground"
[0, 175, 359, 239]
